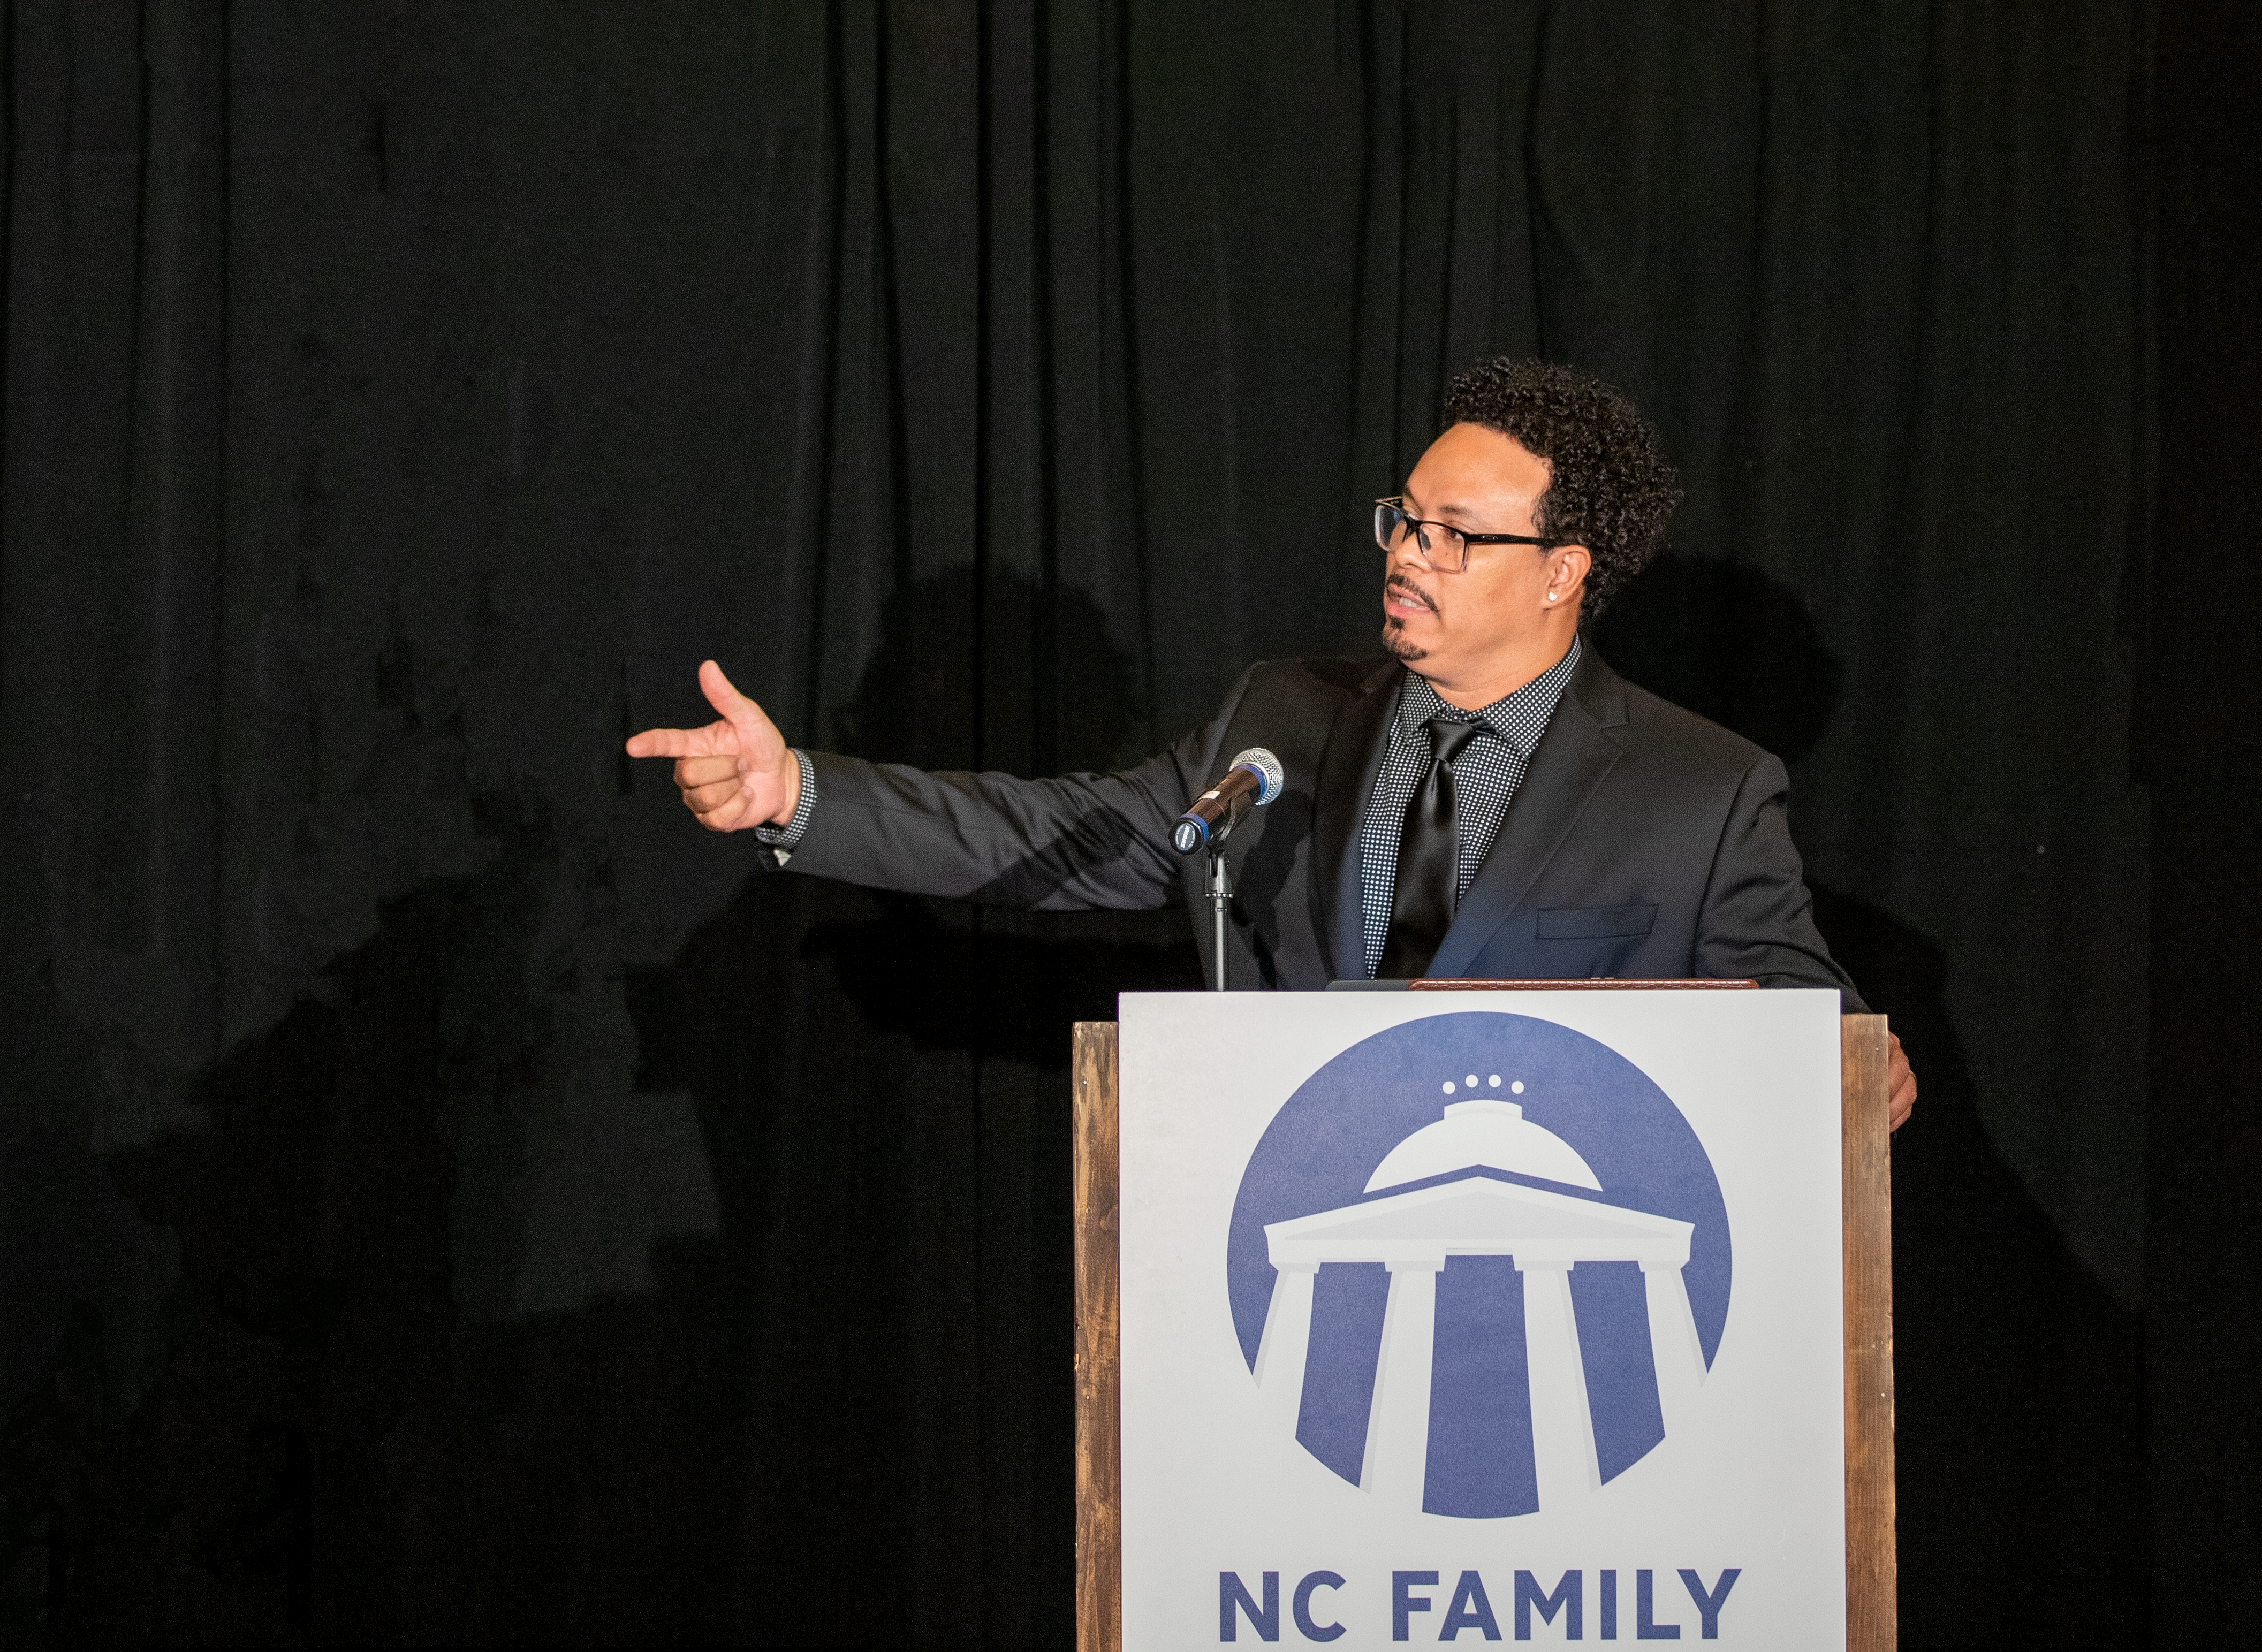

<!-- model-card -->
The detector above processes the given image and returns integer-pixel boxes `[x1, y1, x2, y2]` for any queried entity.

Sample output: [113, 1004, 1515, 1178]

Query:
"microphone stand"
[1205, 793, 1251, 993]
[1205, 843, 1232, 993]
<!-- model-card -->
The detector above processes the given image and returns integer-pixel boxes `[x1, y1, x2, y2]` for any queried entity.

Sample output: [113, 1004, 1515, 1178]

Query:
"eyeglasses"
[1373, 496, 1562, 574]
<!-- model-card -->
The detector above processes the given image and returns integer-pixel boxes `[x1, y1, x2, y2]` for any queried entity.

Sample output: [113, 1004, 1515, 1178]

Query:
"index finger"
[625, 726, 700, 759]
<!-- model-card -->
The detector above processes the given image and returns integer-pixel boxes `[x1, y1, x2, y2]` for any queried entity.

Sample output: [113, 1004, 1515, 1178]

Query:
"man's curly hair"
[1440, 357, 1680, 620]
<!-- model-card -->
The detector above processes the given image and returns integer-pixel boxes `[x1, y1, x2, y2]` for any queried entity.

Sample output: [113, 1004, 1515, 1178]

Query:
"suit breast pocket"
[1535, 903, 1659, 941]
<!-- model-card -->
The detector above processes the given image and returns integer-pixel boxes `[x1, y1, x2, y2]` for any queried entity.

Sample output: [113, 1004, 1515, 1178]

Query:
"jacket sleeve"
[758, 671, 1252, 912]
[1693, 753, 1869, 1009]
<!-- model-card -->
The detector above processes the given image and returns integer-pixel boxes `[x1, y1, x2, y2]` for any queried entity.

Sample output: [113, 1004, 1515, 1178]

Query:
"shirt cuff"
[753, 749, 816, 852]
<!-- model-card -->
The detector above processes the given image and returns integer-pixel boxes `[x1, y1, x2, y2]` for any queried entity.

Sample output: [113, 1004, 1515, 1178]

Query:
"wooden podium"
[1071, 1004, 1896, 1650]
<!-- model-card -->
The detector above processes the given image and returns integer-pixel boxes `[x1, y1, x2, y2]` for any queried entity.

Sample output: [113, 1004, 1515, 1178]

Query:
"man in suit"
[628, 357, 1915, 1127]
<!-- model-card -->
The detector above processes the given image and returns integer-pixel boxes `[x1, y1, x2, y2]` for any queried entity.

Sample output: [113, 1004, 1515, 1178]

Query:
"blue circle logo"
[1226, 1012, 1731, 1519]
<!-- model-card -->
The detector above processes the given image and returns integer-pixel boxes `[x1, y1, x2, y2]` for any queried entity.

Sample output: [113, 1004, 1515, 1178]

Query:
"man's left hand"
[1887, 1032, 1916, 1132]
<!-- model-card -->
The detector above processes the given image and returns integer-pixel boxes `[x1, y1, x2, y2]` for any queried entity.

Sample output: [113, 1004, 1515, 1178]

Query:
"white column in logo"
[1519, 1258, 1601, 1506]
[1642, 1260, 1709, 1441]
[1253, 1261, 1320, 1437]
[1360, 1257, 1444, 1512]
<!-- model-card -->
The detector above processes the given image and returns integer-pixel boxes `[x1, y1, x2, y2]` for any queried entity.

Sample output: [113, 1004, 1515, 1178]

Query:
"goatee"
[1380, 618, 1427, 663]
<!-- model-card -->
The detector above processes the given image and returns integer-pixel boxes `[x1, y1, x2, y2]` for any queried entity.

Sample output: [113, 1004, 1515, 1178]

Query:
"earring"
[1548, 592, 1559, 601]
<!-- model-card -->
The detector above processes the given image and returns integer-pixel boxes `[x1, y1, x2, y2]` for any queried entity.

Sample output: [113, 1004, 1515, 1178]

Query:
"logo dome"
[1365, 1097, 1601, 1193]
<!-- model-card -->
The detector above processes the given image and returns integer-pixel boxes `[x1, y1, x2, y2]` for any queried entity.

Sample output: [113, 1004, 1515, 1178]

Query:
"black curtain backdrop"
[0, 1, 2251, 1646]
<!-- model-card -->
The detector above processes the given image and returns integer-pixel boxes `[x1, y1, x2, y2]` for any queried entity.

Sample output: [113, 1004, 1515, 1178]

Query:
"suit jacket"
[772, 646, 1864, 1005]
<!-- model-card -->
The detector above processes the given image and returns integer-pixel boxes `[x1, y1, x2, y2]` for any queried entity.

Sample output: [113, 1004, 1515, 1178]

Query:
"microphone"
[1172, 747, 1284, 854]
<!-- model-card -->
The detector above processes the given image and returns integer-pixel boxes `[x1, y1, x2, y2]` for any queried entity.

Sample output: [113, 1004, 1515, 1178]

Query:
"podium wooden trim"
[1840, 1012, 1898, 1650]
[1073, 1020, 1122, 1652]
[1072, 1010, 1896, 1651]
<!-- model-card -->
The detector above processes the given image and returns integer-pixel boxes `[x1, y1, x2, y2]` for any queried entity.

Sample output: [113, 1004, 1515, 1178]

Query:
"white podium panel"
[1115, 990, 1846, 1649]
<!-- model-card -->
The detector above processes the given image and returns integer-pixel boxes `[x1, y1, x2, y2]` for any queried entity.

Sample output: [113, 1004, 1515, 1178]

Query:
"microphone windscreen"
[1231, 747, 1285, 804]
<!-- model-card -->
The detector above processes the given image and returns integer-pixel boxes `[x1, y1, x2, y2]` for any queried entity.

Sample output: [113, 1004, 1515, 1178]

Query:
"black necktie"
[1377, 715, 1484, 979]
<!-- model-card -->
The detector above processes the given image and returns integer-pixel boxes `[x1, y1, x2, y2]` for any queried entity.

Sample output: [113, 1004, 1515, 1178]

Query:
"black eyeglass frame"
[1373, 496, 1565, 573]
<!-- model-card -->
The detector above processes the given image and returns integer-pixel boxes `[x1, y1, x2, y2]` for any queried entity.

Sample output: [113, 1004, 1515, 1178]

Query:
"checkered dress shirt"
[1358, 636, 1583, 977]
[755, 748, 818, 857]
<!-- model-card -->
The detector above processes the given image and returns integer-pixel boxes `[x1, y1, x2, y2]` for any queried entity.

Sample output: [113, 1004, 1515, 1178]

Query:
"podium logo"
[1226, 1012, 1730, 1518]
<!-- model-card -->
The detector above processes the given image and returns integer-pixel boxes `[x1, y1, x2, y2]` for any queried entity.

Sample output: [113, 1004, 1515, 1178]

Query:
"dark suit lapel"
[1426, 651, 1628, 980]
[1310, 661, 1401, 980]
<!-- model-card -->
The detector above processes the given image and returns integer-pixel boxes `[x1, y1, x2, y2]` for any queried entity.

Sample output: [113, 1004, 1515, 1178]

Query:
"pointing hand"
[624, 661, 800, 834]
